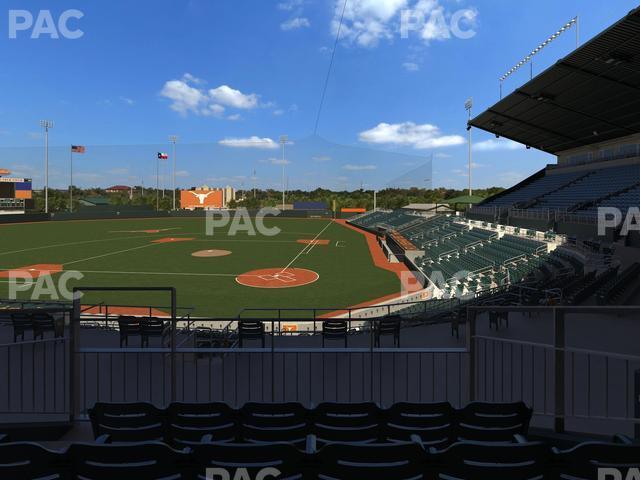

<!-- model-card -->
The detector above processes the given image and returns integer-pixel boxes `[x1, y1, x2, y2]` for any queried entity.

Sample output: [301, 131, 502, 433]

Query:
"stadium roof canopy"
[469, 7, 640, 155]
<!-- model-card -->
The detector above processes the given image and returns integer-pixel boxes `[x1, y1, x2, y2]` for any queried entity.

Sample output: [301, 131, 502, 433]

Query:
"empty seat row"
[1, 434, 638, 479]
[89, 401, 533, 449]
[4, 310, 64, 342]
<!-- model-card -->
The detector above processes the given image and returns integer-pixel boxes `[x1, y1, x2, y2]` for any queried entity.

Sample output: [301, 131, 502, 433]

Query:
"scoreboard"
[0, 176, 33, 212]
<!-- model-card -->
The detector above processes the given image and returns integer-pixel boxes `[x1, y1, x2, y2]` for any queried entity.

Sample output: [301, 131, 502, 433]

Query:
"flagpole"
[70, 147, 73, 213]
[156, 156, 159, 211]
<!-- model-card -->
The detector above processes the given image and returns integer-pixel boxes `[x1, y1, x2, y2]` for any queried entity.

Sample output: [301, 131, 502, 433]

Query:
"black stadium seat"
[240, 402, 311, 448]
[167, 402, 237, 447]
[553, 441, 640, 480]
[68, 442, 190, 480]
[317, 441, 426, 480]
[383, 402, 456, 448]
[0, 442, 66, 479]
[313, 402, 381, 444]
[427, 441, 552, 480]
[456, 401, 533, 442]
[191, 442, 307, 480]
[88, 402, 165, 443]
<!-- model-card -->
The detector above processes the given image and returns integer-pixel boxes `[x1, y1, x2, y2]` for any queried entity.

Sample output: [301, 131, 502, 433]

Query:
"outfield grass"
[0, 217, 400, 317]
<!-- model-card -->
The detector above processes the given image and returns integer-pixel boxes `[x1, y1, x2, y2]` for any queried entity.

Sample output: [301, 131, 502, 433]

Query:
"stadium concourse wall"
[0, 207, 334, 224]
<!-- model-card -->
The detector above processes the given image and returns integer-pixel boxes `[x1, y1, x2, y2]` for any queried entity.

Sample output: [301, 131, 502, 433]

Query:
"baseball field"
[0, 216, 403, 317]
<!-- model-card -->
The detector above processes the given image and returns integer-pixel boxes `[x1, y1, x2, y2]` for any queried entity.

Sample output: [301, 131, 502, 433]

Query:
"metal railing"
[2, 294, 639, 439]
[467, 305, 640, 437]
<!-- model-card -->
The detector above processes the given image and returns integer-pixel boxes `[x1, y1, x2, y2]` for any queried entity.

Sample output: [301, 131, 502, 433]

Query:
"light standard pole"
[465, 98, 473, 197]
[279, 135, 288, 210]
[40, 120, 54, 214]
[169, 135, 178, 210]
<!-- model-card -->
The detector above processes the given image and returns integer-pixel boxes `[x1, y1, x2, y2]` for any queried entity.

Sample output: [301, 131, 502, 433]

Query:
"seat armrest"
[551, 446, 561, 454]
[410, 434, 425, 449]
[95, 434, 111, 444]
[613, 434, 633, 445]
[0, 434, 8, 443]
[513, 434, 529, 444]
[428, 446, 439, 454]
[306, 434, 317, 454]
[200, 434, 214, 443]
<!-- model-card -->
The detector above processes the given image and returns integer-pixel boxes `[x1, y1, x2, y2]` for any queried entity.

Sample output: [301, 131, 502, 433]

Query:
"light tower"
[39, 120, 54, 214]
[169, 135, 178, 210]
[465, 98, 473, 197]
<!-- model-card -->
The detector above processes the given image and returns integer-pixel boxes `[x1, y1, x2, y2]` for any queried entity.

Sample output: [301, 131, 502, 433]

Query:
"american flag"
[71, 145, 86, 153]
[158, 152, 169, 160]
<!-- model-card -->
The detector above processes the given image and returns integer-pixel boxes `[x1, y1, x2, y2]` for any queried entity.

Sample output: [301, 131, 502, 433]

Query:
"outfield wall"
[0, 208, 334, 224]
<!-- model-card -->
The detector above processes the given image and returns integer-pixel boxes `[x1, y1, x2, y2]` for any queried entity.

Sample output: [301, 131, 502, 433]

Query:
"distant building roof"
[106, 185, 130, 191]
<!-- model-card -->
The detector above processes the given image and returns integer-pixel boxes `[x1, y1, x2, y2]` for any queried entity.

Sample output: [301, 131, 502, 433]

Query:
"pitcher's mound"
[236, 268, 319, 288]
[192, 249, 232, 258]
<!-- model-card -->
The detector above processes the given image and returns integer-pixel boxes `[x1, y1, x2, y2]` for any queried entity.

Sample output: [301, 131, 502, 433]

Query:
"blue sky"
[0, 0, 637, 191]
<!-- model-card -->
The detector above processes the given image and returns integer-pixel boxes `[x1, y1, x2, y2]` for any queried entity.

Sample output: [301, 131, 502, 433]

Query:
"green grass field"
[0, 217, 400, 317]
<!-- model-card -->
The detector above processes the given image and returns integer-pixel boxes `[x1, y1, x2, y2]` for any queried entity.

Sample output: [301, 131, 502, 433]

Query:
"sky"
[0, 0, 637, 191]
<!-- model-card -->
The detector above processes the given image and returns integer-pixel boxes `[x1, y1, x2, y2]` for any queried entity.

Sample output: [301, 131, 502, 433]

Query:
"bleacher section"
[479, 164, 640, 216]
[350, 209, 424, 232]
[481, 170, 586, 207]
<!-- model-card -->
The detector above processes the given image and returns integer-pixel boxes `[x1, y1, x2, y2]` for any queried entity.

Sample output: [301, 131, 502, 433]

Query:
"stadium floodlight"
[39, 120, 54, 214]
[280, 135, 288, 210]
[499, 16, 578, 97]
[465, 99, 473, 197]
[169, 135, 178, 210]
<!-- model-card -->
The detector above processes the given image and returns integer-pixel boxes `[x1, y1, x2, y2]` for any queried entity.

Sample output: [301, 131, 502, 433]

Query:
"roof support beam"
[485, 108, 580, 144]
[513, 89, 637, 135]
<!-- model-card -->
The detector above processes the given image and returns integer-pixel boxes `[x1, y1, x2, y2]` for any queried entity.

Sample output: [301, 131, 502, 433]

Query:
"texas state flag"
[158, 152, 169, 160]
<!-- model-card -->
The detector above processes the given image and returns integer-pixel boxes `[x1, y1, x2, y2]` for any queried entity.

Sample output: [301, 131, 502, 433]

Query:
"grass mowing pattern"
[0, 217, 399, 317]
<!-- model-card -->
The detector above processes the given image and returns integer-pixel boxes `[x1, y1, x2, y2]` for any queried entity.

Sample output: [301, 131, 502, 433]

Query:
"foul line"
[279, 220, 333, 274]
[71, 269, 245, 277]
[63, 243, 157, 266]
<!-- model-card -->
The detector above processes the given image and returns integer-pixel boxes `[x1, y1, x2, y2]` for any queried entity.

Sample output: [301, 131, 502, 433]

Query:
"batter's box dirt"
[236, 268, 319, 288]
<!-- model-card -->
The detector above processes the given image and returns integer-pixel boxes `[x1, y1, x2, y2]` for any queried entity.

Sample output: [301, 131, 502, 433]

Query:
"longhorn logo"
[190, 191, 215, 205]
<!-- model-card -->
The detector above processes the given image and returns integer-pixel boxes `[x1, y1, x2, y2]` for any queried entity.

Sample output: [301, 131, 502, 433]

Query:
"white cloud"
[269, 157, 292, 165]
[209, 85, 259, 109]
[402, 62, 420, 72]
[160, 74, 263, 117]
[273, 109, 285, 116]
[120, 96, 134, 106]
[343, 164, 377, 171]
[227, 114, 242, 121]
[313, 155, 332, 162]
[278, 0, 304, 11]
[175, 170, 190, 177]
[219, 136, 279, 149]
[281, 17, 311, 30]
[333, 0, 408, 47]
[474, 138, 523, 151]
[359, 122, 465, 149]
[333, 1, 478, 48]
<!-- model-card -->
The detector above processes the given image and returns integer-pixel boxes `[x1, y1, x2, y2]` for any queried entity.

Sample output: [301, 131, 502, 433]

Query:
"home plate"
[236, 268, 319, 288]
